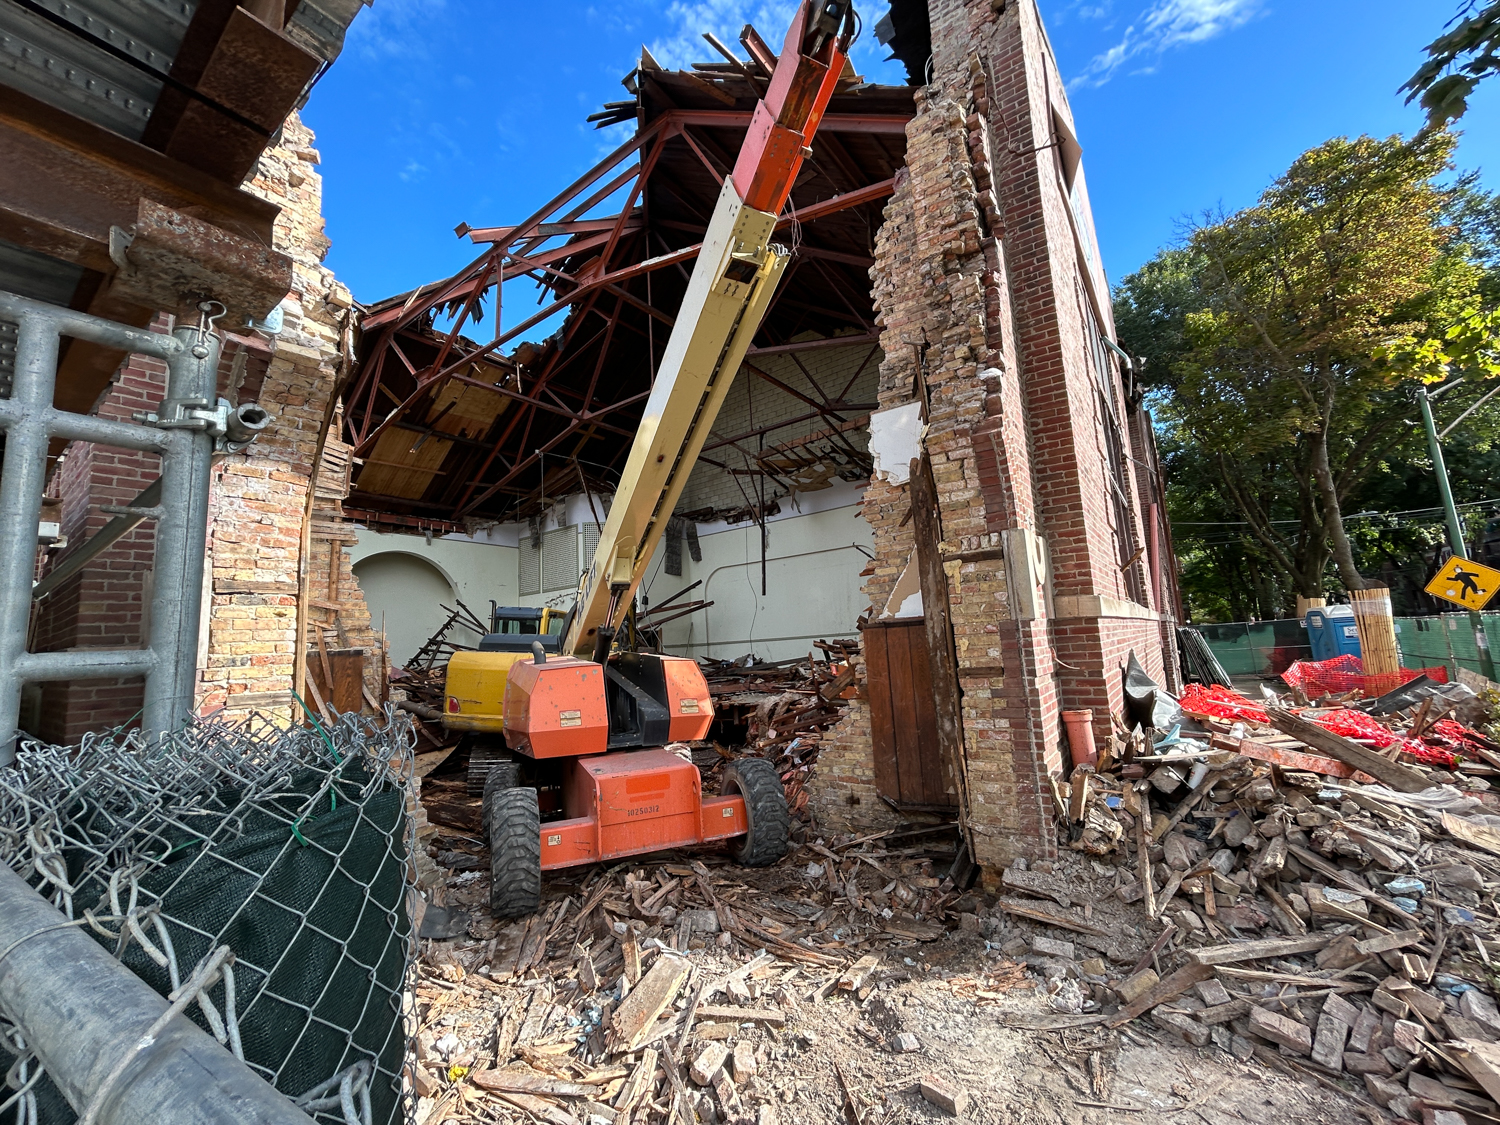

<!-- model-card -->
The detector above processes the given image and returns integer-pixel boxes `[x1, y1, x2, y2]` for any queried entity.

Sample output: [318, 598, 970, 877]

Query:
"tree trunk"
[1310, 425, 1366, 591]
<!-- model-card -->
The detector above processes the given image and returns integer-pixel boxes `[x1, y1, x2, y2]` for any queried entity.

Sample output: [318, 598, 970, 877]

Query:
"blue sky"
[302, 0, 1498, 314]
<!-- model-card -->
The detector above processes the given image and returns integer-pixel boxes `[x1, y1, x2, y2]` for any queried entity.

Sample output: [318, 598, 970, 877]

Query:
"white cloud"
[1070, 0, 1259, 88]
[645, 0, 798, 70]
[346, 0, 445, 60]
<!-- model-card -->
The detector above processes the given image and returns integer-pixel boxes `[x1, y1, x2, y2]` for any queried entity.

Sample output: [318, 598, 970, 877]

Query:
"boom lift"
[442, 0, 857, 917]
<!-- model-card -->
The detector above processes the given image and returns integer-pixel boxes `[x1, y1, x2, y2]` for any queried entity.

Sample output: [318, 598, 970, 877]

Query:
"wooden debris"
[1107, 962, 1214, 1027]
[609, 954, 691, 1052]
[490, 1090, 576, 1125]
[1189, 935, 1330, 966]
[612, 1048, 658, 1113]
[471, 1068, 596, 1097]
[1264, 706, 1429, 792]
[693, 1005, 786, 1025]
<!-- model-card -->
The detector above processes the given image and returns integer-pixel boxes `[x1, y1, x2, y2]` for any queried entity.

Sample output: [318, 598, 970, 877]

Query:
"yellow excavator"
[440, 0, 857, 917]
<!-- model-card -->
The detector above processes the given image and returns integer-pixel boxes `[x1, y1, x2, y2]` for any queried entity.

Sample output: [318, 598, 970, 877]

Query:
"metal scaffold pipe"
[0, 864, 317, 1125]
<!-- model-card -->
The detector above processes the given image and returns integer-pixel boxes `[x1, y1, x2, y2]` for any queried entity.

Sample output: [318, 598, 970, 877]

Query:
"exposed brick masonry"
[31, 113, 380, 738]
[813, 0, 1170, 872]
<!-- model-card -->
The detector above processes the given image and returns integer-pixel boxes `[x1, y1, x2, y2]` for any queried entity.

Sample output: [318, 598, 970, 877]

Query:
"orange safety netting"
[1279, 654, 1448, 700]
[1179, 683, 1268, 725]
[1181, 678, 1469, 768]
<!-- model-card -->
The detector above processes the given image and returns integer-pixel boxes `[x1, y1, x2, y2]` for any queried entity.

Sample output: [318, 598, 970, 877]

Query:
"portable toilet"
[1305, 604, 1362, 661]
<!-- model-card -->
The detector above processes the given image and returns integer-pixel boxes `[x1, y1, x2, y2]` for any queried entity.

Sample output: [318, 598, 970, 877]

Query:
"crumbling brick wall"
[30, 113, 380, 739]
[813, 0, 1170, 870]
[202, 113, 381, 719]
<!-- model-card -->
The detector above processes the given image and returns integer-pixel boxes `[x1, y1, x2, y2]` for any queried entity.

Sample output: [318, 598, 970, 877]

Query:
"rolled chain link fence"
[0, 708, 418, 1125]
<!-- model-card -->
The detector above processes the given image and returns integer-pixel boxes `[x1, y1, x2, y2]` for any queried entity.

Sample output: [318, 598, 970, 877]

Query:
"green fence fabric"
[1395, 613, 1500, 680]
[0, 710, 416, 1125]
[1197, 613, 1500, 683]
[1193, 619, 1312, 678]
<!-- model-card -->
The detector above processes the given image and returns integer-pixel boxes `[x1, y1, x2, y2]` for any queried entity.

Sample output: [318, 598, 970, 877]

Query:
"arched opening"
[351, 553, 457, 669]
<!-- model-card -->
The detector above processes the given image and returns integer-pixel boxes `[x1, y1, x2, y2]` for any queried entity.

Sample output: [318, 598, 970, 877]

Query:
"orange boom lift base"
[448, 0, 856, 918]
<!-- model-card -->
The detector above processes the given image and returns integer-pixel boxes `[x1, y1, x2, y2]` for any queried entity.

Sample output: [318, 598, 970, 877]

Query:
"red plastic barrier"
[1280, 654, 1447, 700]
[1179, 683, 1269, 725]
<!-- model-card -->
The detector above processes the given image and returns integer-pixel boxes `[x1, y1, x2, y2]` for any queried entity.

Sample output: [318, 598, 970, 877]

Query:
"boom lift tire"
[486, 786, 541, 919]
[721, 757, 789, 867]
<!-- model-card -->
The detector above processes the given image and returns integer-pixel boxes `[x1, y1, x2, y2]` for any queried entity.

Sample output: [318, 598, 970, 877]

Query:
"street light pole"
[1418, 385, 1497, 680]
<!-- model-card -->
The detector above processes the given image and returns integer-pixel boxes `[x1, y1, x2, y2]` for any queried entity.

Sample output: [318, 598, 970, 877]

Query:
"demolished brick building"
[814, 0, 1181, 867]
[25, 114, 383, 742]
[12, 0, 1178, 877]
[338, 0, 1180, 874]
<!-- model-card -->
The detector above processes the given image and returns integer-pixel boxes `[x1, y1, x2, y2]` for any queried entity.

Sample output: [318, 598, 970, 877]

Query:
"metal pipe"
[1418, 386, 1497, 681]
[1419, 388, 1468, 555]
[32, 478, 164, 602]
[0, 310, 56, 757]
[0, 291, 182, 359]
[0, 864, 316, 1125]
[141, 322, 221, 739]
[0, 291, 228, 759]
[14, 649, 157, 681]
[0, 401, 171, 450]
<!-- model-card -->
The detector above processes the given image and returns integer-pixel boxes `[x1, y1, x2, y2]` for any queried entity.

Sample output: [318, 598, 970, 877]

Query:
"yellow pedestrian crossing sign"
[1425, 556, 1500, 610]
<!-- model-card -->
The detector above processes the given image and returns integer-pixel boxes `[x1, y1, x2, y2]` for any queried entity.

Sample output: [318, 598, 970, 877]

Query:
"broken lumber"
[471, 1069, 596, 1097]
[995, 896, 1111, 937]
[1210, 733, 1357, 778]
[609, 953, 692, 1052]
[1263, 706, 1428, 793]
[1107, 961, 1214, 1027]
[1188, 934, 1331, 966]
[693, 1005, 786, 1025]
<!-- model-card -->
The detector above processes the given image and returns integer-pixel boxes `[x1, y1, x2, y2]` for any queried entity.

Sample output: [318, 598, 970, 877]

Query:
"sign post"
[1419, 386, 1497, 679]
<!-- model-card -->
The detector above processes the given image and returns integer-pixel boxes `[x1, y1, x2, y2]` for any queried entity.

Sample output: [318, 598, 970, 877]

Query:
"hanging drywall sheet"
[869, 401, 924, 485]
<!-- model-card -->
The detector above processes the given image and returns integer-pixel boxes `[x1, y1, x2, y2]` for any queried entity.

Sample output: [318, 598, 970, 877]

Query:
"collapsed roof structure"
[341, 41, 914, 529]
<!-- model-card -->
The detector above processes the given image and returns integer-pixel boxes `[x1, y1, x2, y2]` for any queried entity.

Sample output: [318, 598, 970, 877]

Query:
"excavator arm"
[564, 0, 857, 659]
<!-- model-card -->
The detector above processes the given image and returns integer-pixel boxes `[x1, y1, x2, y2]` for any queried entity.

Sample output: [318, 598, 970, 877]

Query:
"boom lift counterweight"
[443, 0, 858, 917]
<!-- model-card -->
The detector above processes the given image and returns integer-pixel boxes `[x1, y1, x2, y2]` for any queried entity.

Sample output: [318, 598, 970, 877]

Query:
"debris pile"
[410, 824, 1019, 1124]
[702, 641, 859, 817]
[1022, 663, 1500, 1120]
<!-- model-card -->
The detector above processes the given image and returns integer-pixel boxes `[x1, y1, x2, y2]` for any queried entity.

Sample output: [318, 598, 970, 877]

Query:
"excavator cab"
[480, 605, 564, 653]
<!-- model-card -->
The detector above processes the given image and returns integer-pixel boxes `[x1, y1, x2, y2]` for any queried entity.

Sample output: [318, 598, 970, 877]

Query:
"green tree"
[1117, 132, 1500, 616]
[1403, 1, 1500, 128]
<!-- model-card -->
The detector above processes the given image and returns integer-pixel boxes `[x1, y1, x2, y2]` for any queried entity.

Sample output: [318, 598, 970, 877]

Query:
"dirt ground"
[413, 834, 1377, 1125]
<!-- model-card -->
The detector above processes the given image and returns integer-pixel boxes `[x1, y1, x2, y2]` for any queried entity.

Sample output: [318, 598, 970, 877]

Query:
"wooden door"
[862, 620, 957, 810]
[309, 647, 366, 715]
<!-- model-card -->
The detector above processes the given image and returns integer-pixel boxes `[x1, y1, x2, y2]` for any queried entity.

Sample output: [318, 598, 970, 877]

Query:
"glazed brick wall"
[813, 0, 1170, 868]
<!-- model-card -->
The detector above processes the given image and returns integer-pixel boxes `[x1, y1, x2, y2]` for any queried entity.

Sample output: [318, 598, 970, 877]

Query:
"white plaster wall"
[348, 528, 518, 663]
[644, 480, 873, 662]
[437, 483, 873, 663]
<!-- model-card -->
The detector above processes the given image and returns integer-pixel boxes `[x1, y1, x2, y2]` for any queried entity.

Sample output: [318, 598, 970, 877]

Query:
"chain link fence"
[0, 708, 418, 1125]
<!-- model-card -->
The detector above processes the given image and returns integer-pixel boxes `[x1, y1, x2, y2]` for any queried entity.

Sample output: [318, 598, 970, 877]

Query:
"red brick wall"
[31, 343, 168, 742]
[814, 0, 1172, 869]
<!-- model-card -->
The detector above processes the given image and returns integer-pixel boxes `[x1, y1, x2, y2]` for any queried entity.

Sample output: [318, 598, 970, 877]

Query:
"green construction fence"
[1196, 613, 1500, 683]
